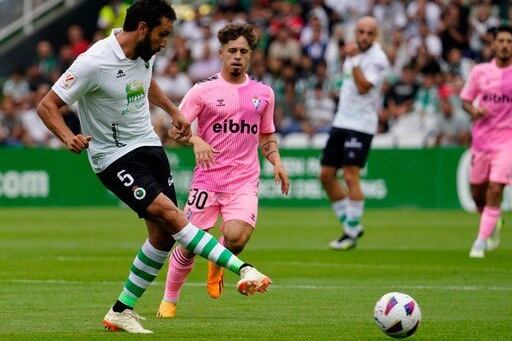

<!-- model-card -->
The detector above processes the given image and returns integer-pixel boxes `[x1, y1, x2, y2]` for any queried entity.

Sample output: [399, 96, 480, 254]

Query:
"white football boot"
[237, 266, 272, 296]
[103, 308, 152, 334]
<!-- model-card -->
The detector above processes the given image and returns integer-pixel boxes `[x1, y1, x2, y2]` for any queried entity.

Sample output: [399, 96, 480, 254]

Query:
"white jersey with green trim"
[52, 28, 161, 173]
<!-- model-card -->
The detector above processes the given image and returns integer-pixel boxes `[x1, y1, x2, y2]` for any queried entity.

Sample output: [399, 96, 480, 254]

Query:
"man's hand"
[170, 111, 192, 143]
[274, 162, 290, 195]
[192, 137, 218, 169]
[344, 42, 360, 57]
[470, 106, 486, 121]
[65, 134, 92, 154]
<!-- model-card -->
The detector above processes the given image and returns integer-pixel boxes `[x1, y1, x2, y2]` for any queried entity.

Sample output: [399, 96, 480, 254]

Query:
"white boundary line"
[2, 279, 512, 292]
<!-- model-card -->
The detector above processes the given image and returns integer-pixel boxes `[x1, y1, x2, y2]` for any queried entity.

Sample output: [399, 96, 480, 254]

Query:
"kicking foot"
[207, 261, 224, 299]
[103, 308, 152, 333]
[156, 301, 177, 318]
[237, 266, 272, 296]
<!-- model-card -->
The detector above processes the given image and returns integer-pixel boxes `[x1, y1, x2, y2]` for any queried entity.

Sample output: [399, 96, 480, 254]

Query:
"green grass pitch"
[1, 207, 511, 340]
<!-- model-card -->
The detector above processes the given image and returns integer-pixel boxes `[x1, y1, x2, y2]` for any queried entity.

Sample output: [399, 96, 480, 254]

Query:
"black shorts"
[97, 146, 177, 218]
[320, 127, 373, 168]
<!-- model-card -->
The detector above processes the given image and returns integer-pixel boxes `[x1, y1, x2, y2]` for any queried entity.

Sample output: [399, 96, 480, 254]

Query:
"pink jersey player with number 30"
[157, 23, 290, 318]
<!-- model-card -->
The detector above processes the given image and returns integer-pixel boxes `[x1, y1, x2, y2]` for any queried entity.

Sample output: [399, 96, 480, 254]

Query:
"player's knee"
[146, 200, 182, 225]
[486, 183, 504, 203]
[344, 173, 360, 187]
[319, 169, 335, 185]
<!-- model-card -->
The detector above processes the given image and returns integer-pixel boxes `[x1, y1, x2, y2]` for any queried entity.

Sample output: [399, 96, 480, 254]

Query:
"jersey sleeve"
[363, 56, 389, 86]
[260, 86, 276, 134]
[52, 54, 99, 105]
[178, 84, 204, 123]
[460, 66, 480, 102]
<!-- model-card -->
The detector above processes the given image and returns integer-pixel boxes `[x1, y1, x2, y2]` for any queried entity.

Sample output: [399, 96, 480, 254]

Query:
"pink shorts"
[470, 149, 512, 185]
[184, 189, 259, 230]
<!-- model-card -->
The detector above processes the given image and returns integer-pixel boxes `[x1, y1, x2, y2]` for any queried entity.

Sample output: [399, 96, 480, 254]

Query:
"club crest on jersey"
[133, 187, 146, 200]
[61, 72, 76, 90]
[252, 97, 261, 110]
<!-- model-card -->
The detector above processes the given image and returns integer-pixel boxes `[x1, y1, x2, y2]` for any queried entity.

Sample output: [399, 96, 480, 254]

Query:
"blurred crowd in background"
[1, 0, 510, 149]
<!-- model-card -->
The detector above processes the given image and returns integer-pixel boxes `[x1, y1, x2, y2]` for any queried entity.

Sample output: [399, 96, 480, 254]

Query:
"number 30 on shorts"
[187, 189, 208, 209]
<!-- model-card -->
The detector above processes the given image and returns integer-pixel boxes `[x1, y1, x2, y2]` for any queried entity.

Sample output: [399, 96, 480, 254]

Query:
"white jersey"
[332, 43, 389, 135]
[52, 29, 161, 173]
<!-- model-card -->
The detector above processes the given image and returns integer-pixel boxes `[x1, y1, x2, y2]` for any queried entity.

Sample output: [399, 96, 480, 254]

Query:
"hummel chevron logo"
[116, 70, 126, 78]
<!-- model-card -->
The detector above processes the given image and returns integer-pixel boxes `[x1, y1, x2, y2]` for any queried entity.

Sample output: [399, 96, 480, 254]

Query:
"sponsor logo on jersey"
[216, 99, 226, 107]
[61, 72, 76, 90]
[212, 119, 258, 134]
[122, 81, 146, 115]
[481, 93, 512, 103]
[116, 70, 126, 78]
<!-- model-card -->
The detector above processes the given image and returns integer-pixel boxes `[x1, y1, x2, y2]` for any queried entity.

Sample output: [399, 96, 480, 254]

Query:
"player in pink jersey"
[157, 23, 289, 318]
[460, 26, 512, 258]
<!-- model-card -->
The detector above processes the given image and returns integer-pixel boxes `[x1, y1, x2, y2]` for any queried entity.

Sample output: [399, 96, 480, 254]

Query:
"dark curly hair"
[217, 23, 258, 50]
[123, 0, 176, 32]
[492, 25, 512, 38]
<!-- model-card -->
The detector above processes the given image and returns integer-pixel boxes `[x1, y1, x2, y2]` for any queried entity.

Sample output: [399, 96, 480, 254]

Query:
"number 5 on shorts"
[117, 169, 134, 187]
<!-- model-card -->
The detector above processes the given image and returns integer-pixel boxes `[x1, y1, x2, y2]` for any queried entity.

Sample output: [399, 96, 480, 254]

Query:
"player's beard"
[230, 68, 242, 77]
[357, 40, 371, 52]
[135, 34, 155, 62]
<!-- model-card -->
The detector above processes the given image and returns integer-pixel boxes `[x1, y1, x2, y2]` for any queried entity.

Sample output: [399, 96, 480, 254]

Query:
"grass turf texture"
[1, 208, 511, 340]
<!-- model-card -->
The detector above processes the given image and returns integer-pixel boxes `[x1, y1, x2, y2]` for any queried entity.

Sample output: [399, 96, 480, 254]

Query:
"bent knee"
[146, 198, 182, 223]
[319, 169, 336, 185]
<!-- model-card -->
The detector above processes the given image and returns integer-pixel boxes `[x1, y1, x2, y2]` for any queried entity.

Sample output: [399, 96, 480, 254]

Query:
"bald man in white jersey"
[319, 16, 389, 250]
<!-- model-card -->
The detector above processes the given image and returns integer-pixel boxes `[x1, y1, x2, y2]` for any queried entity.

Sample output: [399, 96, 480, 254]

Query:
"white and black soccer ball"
[374, 292, 421, 338]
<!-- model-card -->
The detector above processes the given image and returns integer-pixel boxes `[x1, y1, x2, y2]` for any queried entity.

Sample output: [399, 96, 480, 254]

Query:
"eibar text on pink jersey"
[460, 60, 512, 152]
[179, 73, 275, 193]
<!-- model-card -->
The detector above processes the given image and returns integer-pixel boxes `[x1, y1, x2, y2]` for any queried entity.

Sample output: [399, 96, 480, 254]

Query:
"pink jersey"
[179, 73, 275, 193]
[460, 60, 512, 152]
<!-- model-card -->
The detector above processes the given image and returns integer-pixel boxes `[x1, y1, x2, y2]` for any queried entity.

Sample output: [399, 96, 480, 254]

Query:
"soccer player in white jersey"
[36, 0, 272, 334]
[157, 23, 289, 318]
[319, 16, 389, 250]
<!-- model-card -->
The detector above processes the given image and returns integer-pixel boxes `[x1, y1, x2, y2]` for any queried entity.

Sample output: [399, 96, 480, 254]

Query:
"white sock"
[331, 198, 348, 223]
[344, 200, 364, 234]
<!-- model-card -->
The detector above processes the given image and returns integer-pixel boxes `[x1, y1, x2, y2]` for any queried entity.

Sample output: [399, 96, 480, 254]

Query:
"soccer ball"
[374, 292, 421, 338]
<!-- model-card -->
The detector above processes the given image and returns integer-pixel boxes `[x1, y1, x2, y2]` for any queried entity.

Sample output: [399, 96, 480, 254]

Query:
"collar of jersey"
[218, 72, 250, 87]
[108, 28, 128, 60]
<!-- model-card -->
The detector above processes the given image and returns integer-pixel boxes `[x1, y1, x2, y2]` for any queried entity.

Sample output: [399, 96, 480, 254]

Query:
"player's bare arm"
[169, 127, 218, 168]
[148, 79, 191, 141]
[37, 90, 92, 153]
[462, 100, 486, 121]
[345, 42, 373, 95]
[349, 17, 378, 94]
[259, 133, 289, 195]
